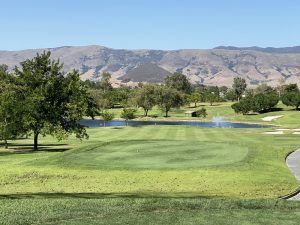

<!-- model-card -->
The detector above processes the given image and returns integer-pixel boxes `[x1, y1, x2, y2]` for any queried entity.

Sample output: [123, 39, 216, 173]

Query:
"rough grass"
[0, 198, 300, 225]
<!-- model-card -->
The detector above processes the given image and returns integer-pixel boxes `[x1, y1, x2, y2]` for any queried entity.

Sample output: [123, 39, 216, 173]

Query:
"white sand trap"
[293, 129, 300, 131]
[264, 131, 284, 135]
[261, 115, 283, 121]
[293, 132, 300, 135]
[276, 129, 290, 131]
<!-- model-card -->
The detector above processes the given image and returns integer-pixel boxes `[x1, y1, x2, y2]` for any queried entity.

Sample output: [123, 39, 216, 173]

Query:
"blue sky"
[0, 0, 299, 50]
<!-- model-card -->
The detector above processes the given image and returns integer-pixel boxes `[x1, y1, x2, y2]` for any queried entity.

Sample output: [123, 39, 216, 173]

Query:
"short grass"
[0, 102, 300, 224]
[55, 140, 249, 169]
[0, 125, 299, 199]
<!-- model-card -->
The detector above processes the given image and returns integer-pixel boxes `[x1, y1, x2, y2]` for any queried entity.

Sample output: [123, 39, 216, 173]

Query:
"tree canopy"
[14, 51, 99, 150]
[165, 72, 192, 94]
[232, 77, 247, 102]
[156, 86, 184, 117]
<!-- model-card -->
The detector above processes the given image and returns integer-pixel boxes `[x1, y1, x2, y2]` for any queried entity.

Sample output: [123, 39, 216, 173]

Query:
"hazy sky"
[1, 0, 299, 50]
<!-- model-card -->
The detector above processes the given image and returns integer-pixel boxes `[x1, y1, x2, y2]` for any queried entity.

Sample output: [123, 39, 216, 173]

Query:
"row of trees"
[88, 73, 249, 119]
[232, 83, 300, 115]
[0, 52, 99, 150]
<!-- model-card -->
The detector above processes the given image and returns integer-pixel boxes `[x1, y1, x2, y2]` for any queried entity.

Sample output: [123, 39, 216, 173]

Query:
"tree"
[121, 108, 136, 125]
[231, 99, 252, 115]
[231, 91, 279, 114]
[206, 92, 218, 106]
[134, 84, 157, 116]
[276, 78, 286, 98]
[255, 83, 274, 95]
[283, 84, 299, 93]
[165, 72, 192, 94]
[224, 89, 237, 101]
[99, 71, 113, 92]
[188, 91, 202, 107]
[15, 51, 99, 150]
[251, 91, 279, 113]
[0, 67, 25, 148]
[282, 91, 300, 110]
[101, 111, 114, 127]
[232, 77, 247, 102]
[156, 86, 184, 117]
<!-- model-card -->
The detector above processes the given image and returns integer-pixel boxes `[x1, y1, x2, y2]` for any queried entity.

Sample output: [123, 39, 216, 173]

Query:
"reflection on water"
[80, 119, 270, 129]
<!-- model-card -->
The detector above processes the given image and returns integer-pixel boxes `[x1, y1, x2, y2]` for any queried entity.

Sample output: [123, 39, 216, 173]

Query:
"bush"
[121, 108, 137, 121]
[231, 98, 252, 115]
[195, 108, 207, 118]
[102, 111, 114, 121]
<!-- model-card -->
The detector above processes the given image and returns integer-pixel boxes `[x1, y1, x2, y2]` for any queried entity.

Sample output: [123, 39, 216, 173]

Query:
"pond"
[80, 119, 270, 128]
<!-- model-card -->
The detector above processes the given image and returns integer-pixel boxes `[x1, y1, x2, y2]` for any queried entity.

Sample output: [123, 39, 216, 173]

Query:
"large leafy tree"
[281, 84, 300, 110]
[188, 91, 202, 107]
[282, 91, 300, 110]
[232, 77, 247, 102]
[134, 84, 157, 116]
[157, 86, 184, 117]
[0, 66, 25, 148]
[15, 52, 99, 150]
[165, 72, 192, 94]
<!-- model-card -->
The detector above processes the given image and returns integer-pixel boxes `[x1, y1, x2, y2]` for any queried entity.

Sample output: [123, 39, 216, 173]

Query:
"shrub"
[121, 108, 137, 121]
[102, 111, 114, 121]
[195, 108, 207, 118]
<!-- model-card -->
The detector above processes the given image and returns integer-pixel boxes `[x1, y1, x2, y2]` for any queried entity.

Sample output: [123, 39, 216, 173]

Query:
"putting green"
[61, 140, 249, 169]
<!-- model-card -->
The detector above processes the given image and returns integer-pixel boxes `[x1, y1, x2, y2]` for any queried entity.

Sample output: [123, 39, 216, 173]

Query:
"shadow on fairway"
[0, 192, 215, 199]
[0, 143, 70, 154]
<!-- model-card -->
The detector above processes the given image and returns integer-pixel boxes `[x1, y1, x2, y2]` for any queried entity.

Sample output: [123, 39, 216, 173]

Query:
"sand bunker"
[264, 131, 284, 135]
[261, 115, 283, 121]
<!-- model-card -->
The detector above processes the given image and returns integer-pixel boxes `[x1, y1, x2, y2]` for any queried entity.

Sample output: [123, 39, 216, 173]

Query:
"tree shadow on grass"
[0, 192, 215, 199]
[0, 143, 70, 154]
[110, 127, 125, 130]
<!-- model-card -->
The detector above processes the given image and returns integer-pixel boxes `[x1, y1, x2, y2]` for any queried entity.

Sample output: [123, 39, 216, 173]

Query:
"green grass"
[0, 125, 299, 198]
[1, 198, 300, 225]
[55, 140, 249, 169]
[0, 102, 300, 224]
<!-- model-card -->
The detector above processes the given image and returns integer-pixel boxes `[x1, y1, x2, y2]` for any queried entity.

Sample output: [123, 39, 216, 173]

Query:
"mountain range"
[1, 45, 300, 87]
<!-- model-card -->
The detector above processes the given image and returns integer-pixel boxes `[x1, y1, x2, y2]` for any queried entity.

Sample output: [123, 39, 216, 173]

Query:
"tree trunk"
[145, 109, 148, 117]
[4, 139, 8, 149]
[237, 96, 240, 103]
[165, 110, 168, 117]
[195, 102, 197, 107]
[33, 131, 39, 151]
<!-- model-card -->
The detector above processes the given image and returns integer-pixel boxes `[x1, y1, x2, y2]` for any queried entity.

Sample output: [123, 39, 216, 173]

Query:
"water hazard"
[80, 119, 270, 128]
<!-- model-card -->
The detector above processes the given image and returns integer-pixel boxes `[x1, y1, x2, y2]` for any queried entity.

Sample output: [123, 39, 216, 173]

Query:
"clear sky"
[1, 0, 299, 50]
